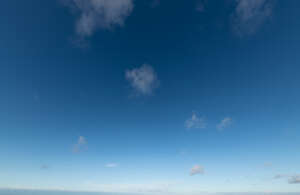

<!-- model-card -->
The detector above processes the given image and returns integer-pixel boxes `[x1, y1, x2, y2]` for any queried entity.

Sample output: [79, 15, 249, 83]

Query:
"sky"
[0, 0, 300, 194]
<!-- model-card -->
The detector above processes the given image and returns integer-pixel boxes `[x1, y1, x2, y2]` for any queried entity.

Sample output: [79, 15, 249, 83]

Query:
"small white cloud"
[288, 175, 300, 184]
[73, 136, 87, 153]
[231, 0, 275, 36]
[125, 64, 159, 96]
[105, 163, 118, 168]
[190, 165, 204, 176]
[63, 0, 134, 38]
[217, 117, 232, 130]
[185, 113, 206, 130]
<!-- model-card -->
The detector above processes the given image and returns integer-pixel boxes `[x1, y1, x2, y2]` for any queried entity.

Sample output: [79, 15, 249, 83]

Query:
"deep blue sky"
[0, 0, 300, 194]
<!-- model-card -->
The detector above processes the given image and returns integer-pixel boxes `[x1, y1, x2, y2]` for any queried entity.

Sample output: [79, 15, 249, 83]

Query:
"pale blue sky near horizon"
[0, 0, 300, 194]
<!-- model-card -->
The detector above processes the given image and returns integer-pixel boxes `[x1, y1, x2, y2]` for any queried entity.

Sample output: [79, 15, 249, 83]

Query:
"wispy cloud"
[105, 163, 118, 168]
[274, 174, 300, 184]
[40, 165, 50, 170]
[217, 117, 232, 130]
[185, 113, 206, 130]
[288, 175, 300, 184]
[125, 64, 159, 96]
[83, 181, 178, 193]
[73, 136, 87, 153]
[190, 165, 204, 176]
[231, 0, 275, 36]
[274, 174, 288, 179]
[63, 0, 134, 38]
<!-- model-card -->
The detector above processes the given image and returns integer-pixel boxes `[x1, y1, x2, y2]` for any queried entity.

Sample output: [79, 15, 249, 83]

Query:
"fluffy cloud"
[125, 64, 159, 96]
[73, 136, 87, 153]
[190, 165, 204, 176]
[185, 113, 206, 130]
[63, 0, 134, 37]
[217, 117, 232, 130]
[231, 0, 275, 36]
[105, 163, 118, 168]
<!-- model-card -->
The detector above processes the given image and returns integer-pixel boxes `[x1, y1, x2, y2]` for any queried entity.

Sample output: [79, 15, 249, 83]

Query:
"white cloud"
[231, 0, 275, 36]
[105, 163, 118, 168]
[288, 175, 300, 184]
[217, 117, 232, 130]
[73, 136, 87, 153]
[125, 64, 159, 96]
[185, 113, 206, 130]
[190, 165, 204, 176]
[63, 0, 134, 37]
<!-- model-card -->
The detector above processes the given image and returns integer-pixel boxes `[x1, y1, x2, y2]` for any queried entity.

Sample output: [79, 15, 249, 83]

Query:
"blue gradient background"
[0, 0, 300, 194]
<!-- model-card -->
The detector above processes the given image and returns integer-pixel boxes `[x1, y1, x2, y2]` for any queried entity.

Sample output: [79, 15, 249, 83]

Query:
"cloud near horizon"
[63, 0, 134, 38]
[274, 174, 300, 184]
[288, 175, 300, 184]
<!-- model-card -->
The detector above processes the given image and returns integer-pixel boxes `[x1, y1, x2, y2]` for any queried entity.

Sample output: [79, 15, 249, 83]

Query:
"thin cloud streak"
[105, 163, 118, 168]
